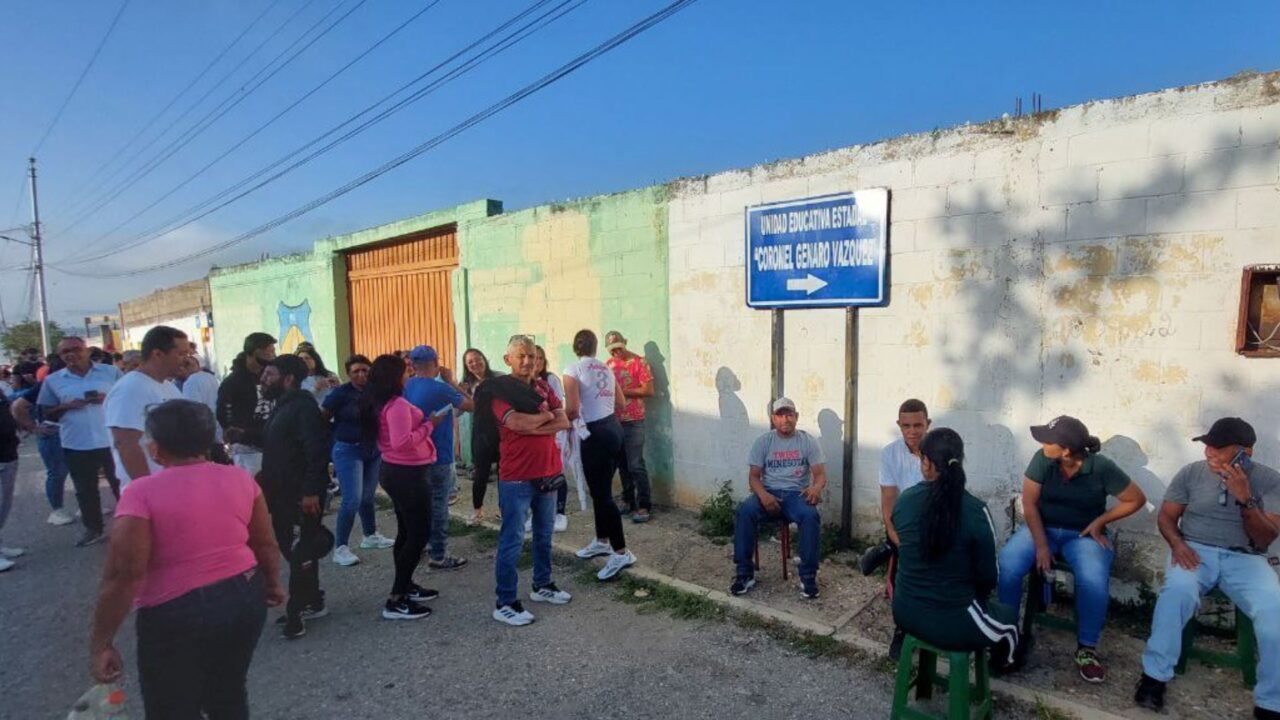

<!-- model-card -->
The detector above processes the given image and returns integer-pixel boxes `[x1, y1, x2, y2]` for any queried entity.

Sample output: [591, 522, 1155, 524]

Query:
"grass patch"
[698, 480, 736, 539]
[1033, 695, 1074, 720]
[608, 574, 725, 621]
[471, 527, 500, 552]
[448, 517, 480, 537]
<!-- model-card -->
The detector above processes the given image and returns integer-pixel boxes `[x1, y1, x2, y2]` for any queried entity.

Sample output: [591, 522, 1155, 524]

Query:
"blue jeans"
[427, 463, 455, 561]
[732, 490, 821, 582]
[331, 441, 381, 548]
[1142, 541, 1280, 712]
[494, 480, 555, 606]
[37, 433, 68, 510]
[997, 524, 1115, 647]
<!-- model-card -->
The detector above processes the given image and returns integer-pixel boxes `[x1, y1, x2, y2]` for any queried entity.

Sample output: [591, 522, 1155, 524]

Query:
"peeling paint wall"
[456, 187, 673, 500]
[667, 72, 1280, 583]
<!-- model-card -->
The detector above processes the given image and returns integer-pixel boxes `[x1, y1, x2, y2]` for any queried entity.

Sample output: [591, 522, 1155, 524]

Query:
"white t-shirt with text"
[563, 357, 617, 423]
[105, 371, 182, 486]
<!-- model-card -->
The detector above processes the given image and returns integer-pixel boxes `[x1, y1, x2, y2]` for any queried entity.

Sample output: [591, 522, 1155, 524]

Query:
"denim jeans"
[618, 419, 651, 510]
[997, 524, 1115, 647]
[732, 490, 821, 581]
[37, 433, 68, 510]
[427, 463, 455, 561]
[1142, 541, 1280, 712]
[495, 480, 555, 606]
[331, 441, 381, 548]
[136, 570, 267, 720]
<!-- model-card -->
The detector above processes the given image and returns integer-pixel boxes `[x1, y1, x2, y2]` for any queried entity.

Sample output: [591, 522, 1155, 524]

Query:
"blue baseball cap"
[408, 345, 438, 363]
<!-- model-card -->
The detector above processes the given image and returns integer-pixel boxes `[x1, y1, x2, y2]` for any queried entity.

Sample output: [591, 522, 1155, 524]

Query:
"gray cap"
[771, 397, 797, 414]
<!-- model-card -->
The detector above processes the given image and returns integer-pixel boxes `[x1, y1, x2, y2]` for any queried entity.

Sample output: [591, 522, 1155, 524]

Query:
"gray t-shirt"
[748, 430, 826, 492]
[1164, 460, 1280, 553]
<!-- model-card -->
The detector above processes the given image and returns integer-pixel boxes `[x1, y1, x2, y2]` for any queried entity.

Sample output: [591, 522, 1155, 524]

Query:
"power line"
[55, 0, 329, 227]
[60, 0, 442, 263]
[30, 0, 132, 155]
[56, 0, 702, 279]
[58, 0, 579, 267]
[58, 0, 287, 211]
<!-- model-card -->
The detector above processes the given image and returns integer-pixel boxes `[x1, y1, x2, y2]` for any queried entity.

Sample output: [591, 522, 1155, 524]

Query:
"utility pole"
[29, 157, 51, 357]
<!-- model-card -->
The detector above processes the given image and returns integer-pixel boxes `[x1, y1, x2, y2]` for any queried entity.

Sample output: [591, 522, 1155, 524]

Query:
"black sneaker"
[382, 598, 431, 621]
[275, 597, 328, 624]
[889, 627, 906, 662]
[75, 531, 105, 548]
[1133, 673, 1166, 712]
[281, 615, 306, 640]
[427, 556, 468, 571]
[859, 541, 895, 576]
[800, 577, 819, 599]
[730, 576, 756, 596]
[407, 584, 439, 603]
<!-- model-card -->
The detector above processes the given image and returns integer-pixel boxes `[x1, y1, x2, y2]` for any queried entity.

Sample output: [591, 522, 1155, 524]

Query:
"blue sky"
[1, 0, 1278, 327]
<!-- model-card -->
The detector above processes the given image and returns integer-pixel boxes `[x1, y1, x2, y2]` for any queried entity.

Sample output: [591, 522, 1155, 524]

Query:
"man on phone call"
[36, 337, 122, 547]
[1135, 417, 1280, 719]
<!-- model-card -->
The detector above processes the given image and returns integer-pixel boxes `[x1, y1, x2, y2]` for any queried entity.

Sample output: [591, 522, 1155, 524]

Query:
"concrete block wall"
[667, 72, 1280, 582]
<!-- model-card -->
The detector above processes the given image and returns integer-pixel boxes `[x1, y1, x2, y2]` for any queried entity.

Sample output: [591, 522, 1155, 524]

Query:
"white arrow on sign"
[786, 273, 828, 295]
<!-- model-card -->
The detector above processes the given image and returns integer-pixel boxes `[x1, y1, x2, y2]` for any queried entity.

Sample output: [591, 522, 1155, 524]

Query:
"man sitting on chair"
[1135, 418, 1280, 718]
[731, 397, 827, 600]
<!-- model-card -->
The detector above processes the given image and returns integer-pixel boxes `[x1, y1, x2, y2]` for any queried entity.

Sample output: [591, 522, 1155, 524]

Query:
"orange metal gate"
[345, 225, 458, 366]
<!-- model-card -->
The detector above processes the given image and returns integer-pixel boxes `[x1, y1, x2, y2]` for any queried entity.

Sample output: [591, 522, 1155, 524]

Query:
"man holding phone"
[1135, 418, 1280, 718]
[36, 337, 122, 547]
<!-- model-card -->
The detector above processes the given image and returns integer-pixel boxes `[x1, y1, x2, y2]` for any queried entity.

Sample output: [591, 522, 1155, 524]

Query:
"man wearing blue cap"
[403, 345, 475, 570]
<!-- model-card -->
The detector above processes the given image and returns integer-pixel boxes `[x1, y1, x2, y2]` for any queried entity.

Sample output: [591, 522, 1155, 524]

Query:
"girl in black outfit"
[891, 428, 1020, 668]
[462, 348, 500, 524]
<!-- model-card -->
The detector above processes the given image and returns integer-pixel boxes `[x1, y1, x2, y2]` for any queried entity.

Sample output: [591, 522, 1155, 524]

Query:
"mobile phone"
[83, 390, 101, 401]
[1231, 449, 1253, 472]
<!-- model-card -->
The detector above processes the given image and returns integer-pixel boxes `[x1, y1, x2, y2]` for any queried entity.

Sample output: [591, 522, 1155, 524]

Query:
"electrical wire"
[60, 0, 442, 263]
[58, 0, 578, 267]
[58, 0, 286, 211]
[30, 0, 132, 155]
[55, 0, 330, 227]
[54, 0, 702, 279]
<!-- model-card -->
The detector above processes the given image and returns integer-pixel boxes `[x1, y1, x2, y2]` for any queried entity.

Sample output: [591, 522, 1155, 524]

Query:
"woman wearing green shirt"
[997, 415, 1146, 684]
[892, 428, 1020, 667]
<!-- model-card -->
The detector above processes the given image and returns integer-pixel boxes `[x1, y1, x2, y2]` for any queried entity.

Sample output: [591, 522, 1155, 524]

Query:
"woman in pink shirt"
[89, 399, 284, 719]
[359, 354, 437, 621]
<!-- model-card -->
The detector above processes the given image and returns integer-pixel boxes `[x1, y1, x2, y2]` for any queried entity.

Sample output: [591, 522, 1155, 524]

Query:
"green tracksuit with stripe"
[891, 484, 1019, 660]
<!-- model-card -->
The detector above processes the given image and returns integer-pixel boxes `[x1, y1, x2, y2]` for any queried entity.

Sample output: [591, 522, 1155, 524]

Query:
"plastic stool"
[891, 634, 992, 720]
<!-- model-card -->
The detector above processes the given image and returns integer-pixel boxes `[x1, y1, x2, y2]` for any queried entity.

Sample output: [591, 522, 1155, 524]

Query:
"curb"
[447, 508, 1129, 720]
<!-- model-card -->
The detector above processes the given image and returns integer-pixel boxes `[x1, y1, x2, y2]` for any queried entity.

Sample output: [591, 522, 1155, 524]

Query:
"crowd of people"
[3, 328, 1279, 719]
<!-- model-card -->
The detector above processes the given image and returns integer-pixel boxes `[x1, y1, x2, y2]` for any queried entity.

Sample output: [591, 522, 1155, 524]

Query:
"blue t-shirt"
[402, 376, 465, 465]
[321, 382, 367, 447]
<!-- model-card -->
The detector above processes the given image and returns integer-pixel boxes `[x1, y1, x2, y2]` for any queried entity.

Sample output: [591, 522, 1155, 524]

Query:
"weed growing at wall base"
[698, 481, 736, 539]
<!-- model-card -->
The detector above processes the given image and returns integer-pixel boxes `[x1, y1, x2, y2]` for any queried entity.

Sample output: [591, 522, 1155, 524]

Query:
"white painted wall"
[668, 73, 1280, 581]
[121, 313, 218, 376]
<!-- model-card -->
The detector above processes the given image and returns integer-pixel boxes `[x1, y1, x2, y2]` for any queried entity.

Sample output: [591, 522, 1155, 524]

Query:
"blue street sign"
[744, 190, 889, 309]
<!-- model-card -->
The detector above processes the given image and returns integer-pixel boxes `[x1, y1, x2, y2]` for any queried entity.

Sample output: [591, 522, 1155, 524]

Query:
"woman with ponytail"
[997, 415, 1146, 683]
[892, 428, 1020, 669]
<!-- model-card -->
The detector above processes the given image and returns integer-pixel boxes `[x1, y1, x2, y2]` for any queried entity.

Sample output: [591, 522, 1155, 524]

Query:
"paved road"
[0, 440, 897, 719]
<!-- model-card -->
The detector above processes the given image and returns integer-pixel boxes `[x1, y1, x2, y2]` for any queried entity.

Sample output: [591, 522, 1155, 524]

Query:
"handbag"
[531, 474, 567, 494]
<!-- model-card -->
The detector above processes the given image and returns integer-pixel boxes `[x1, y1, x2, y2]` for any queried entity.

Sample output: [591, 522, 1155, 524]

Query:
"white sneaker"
[47, 509, 75, 526]
[332, 545, 361, 566]
[492, 601, 535, 626]
[360, 533, 395, 550]
[597, 550, 636, 581]
[466, 510, 484, 527]
[529, 583, 572, 605]
[554, 514, 568, 532]
[575, 538, 612, 559]
[0, 556, 12, 573]
[0, 546, 25, 559]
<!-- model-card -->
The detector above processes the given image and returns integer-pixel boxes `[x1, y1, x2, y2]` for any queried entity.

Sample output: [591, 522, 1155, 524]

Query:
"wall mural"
[277, 300, 314, 353]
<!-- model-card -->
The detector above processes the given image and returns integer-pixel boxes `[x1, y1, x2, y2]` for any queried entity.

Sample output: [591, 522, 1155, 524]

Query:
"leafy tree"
[1, 320, 65, 361]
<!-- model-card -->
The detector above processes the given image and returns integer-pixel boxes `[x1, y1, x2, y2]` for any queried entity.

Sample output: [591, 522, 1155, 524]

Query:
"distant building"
[118, 278, 217, 372]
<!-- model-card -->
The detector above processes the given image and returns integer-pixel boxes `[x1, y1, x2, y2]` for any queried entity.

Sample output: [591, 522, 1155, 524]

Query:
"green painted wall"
[455, 186, 674, 501]
[209, 200, 499, 378]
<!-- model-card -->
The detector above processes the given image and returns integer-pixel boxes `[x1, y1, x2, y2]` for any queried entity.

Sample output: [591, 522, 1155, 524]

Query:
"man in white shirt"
[180, 355, 228, 463]
[860, 398, 930, 659]
[105, 326, 187, 487]
[37, 337, 122, 547]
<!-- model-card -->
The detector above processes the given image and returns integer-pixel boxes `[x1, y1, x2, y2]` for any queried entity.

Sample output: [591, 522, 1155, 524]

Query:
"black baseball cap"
[243, 332, 277, 354]
[1030, 415, 1090, 449]
[1192, 417, 1256, 448]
